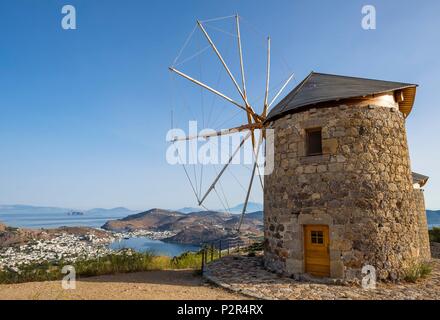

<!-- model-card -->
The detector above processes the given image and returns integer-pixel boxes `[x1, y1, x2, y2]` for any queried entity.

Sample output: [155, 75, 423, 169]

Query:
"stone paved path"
[204, 255, 440, 300]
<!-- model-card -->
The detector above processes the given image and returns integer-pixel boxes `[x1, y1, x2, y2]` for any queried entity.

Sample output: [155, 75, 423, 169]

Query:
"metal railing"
[200, 237, 258, 273]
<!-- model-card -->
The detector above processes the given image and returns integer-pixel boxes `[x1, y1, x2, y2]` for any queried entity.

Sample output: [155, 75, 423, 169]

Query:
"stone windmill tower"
[263, 72, 431, 281]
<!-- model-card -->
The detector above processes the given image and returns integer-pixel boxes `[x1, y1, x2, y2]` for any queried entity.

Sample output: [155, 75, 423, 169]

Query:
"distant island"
[0, 205, 137, 217]
[67, 211, 84, 216]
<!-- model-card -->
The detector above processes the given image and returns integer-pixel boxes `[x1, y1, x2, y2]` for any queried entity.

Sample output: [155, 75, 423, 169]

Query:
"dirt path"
[0, 270, 247, 300]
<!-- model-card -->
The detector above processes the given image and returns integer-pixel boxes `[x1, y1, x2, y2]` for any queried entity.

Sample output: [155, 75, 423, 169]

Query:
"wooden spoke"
[236, 15, 247, 101]
[262, 37, 271, 118]
[253, 135, 265, 190]
[237, 133, 263, 232]
[235, 14, 257, 147]
[169, 67, 247, 112]
[171, 123, 263, 142]
[198, 131, 251, 206]
[197, 21, 245, 104]
[170, 66, 264, 123]
[198, 20, 260, 122]
[269, 73, 295, 108]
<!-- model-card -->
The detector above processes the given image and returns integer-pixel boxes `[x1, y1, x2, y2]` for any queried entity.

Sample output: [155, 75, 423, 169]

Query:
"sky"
[0, 0, 439, 210]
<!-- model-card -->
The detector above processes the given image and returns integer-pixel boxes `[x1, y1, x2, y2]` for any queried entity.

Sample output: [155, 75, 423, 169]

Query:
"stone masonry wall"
[414, 189, 431, 261]
[264, 103, 424, 281]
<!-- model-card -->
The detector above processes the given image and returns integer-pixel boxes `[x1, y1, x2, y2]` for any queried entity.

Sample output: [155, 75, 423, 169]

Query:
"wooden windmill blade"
[168, 67, 248, 112]
[171, 123, 262, 142]
[198, 131, 252, 206]
[237, 131, 264, 232]
[269, 73, 295, 108]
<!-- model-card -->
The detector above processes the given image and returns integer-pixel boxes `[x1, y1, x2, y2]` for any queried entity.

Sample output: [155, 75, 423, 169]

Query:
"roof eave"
[265, 84, 418, 123]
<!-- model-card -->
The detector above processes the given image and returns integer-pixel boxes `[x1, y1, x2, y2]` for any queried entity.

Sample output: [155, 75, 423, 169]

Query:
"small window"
[311, 231, 324, 244]
[306, 128, 322, 156]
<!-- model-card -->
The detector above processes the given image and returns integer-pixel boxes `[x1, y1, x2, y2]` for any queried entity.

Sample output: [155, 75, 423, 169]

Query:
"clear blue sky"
[0, 0, 439, 210]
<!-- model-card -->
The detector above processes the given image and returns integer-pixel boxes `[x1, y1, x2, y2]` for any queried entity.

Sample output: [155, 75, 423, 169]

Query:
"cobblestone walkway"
[204, 255, 440, 300]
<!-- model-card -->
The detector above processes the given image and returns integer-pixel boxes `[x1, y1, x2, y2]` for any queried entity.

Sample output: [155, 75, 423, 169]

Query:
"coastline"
[0, 223, 186, 272]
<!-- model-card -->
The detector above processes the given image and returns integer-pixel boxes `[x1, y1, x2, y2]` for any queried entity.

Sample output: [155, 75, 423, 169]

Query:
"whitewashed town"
[0, 230, 176, 271]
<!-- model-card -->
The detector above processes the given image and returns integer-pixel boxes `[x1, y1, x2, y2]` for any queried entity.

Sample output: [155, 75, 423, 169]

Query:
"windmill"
[169, 15, 294, 232]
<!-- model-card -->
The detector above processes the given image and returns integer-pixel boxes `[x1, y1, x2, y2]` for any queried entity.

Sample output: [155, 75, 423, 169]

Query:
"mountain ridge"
[0, 205, 138, 216]
[175, 202, 263, 214]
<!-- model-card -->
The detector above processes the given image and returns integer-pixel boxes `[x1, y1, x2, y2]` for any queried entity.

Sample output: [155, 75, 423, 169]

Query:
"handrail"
[199, 237, 259, 273]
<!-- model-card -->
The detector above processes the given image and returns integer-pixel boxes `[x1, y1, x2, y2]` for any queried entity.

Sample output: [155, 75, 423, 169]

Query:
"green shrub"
[429, 227, 440, 243]
[404, 261, 432, 283]
[245, 241, 263, 252]
[169, 251, 204, 269]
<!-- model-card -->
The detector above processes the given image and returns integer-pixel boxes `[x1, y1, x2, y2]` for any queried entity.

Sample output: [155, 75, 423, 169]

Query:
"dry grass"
[404, 261, 433, 282]
[0, 249, 206, 284]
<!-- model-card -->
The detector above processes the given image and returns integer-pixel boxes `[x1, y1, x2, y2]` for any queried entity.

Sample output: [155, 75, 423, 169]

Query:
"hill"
[102, 209, 264, 244]
[102, 209, 185, 232]
[228, 202, 263, 214]
[85, 207, 137, 217]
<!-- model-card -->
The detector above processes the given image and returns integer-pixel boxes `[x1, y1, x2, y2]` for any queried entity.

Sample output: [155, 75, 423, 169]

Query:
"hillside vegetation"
[429, 227, 440, 243]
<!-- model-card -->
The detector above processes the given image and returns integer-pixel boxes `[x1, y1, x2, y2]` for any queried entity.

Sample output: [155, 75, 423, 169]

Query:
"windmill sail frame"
[169, 14, 294, 232]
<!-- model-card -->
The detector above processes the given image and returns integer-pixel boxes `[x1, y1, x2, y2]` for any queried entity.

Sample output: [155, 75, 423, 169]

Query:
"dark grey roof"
[266, 72, 417, 122]
[412, 172, 429, 187]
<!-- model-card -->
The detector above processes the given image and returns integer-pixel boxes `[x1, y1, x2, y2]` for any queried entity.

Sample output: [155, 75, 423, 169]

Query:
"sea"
[0, 211, 123, 229]
[0, 211, 200, 256]
[109, 237, 200, 256]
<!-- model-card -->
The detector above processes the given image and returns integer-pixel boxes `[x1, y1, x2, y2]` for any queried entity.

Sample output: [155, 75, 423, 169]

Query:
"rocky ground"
[204, 255, 440, 300]
[0, 270, 246, 300]
[431, 242, 440, 258]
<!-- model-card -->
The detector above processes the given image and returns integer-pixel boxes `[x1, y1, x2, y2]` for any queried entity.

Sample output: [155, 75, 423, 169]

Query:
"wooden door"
[304, 225, 330, 277]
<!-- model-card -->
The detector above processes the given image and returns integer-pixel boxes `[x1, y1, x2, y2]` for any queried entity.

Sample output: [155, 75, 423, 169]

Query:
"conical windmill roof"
[266, 72, 417, 122]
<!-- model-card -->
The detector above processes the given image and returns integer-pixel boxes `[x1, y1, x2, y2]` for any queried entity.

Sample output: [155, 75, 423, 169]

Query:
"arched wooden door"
[304, 225, 330, 277]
